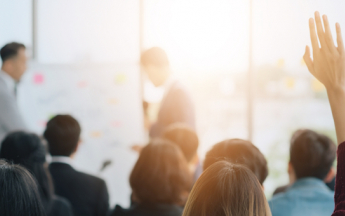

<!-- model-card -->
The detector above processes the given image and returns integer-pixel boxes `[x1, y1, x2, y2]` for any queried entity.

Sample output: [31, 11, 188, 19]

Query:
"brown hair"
[183, 161, 271, 216]
[290, 129, 336, 180]
[204, 139, 268, 185]
[130, 138, 192, 205]
[162, 123, 199, 162]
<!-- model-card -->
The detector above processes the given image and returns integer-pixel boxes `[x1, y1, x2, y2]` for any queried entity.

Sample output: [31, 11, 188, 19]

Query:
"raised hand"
[303, 11, 345, 92]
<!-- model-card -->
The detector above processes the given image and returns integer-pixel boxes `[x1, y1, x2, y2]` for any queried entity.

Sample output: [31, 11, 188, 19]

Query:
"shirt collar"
[51, 156, 74, 166]
[0, 70, 16, 93]
[290, 177, 329, 190]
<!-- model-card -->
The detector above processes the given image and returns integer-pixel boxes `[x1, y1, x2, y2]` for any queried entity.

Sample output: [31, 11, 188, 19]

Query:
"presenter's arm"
[303, 12, 345, 215]
[0, 91, 27, 132]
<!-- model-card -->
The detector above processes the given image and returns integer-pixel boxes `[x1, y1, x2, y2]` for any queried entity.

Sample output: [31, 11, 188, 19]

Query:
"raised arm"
[303, 12, 345, 144]
[303, 11, 345, 215]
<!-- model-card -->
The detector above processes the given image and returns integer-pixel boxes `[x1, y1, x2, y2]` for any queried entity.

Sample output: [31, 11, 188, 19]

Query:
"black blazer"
[48, 196, 74, 216]
[110, 203, 184, 216]
[149, 81, 195, 138]
[49, 162, 109, 216]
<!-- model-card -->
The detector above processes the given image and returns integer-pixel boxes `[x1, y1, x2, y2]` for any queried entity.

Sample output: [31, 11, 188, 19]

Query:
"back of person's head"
[290, 129, 336, 180]
[204, 139, 268, 185]
[130, 138, 192, 205]
[162, 123, 199, 163]
[0, 42, 25, 63]
[140, 47, 169, 67]
[43, 115, 81, 157]
[0, 160, 46, 216]
[183, 161, 271, 216]
[0, 131, 53, 212]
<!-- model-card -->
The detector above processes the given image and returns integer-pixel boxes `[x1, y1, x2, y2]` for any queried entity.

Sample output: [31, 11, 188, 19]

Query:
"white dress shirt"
[0, 70, 16, 95]
[51, 156, 74, 167]
[0, 70, 27, 143]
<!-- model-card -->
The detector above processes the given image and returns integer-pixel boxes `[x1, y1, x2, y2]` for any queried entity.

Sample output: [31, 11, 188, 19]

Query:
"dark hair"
[140, 47, 169, 67]
[162, 123, 199, 162]
[183, 161, 271, 216]
[204, 139, 268, 185]
[43, 115, 81, 156]
[130, 138, 192, 205]
[0, 131, 54, 214]
[290, 129, 336, 180]
[0, 42, 26, 62]
[0, 160, 46, 216]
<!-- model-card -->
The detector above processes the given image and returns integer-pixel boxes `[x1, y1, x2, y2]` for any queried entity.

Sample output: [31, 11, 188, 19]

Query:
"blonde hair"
[183, 161, 271, 216]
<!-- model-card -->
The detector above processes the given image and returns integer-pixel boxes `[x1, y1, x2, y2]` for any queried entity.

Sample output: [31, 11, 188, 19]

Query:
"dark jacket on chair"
[110, 203, 183, 216]
[49, 162, 109, 216]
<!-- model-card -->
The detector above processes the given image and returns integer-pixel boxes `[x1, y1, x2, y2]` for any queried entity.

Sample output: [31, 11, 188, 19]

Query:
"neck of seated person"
[288, 162, 335, 185]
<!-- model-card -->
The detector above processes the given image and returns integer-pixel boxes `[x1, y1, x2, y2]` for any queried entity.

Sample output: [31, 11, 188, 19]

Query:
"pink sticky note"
[111, 121, 122, 127]
[33, 73, 44, 84]
[77, 81, 88, 88]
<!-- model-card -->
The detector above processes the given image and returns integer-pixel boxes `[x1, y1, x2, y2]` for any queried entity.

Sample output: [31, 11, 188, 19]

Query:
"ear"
[288, 162, 296, 184]
[324, 167, 336, 183]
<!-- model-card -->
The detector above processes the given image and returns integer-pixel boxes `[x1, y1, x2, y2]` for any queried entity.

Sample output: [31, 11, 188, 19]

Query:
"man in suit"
[0, 42, 27, 142]
[141, 47, 195, 138]
[44, 115, 109, 216]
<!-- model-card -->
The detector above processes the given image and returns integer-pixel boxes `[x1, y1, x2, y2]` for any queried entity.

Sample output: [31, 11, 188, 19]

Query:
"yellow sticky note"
[285, 77, 295, 89]
[312, 79, 325, 92]
[115, 74, 127, 85]
[277, 59, 285, 68]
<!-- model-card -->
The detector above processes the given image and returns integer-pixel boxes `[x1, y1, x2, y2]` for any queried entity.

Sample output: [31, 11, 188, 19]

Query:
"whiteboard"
[17, 62, 145, 207]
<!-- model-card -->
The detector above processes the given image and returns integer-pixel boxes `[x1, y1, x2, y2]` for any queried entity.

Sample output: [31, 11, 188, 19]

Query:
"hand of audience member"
[304, 11, 345, 92]
[304, 11, 345, 144]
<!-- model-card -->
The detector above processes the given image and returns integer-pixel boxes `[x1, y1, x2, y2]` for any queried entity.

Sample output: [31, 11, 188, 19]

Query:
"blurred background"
[1, 0, 345, 206]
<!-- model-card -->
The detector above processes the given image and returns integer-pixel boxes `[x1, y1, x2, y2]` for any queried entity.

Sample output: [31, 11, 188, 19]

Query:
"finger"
[309, 18, 319, 51]
[315, 11, 329, 51]
[322, 15, 337, 54]
[303, 46, 315, 75]
[336, 23, 345, 54]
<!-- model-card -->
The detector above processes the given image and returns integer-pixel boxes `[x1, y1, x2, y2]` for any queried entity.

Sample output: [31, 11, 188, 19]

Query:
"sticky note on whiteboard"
[33, 73, 44, 84]
[114, 74, 127, 85]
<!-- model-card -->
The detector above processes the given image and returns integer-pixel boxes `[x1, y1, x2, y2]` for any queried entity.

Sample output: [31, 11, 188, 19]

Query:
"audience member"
[0, 131, 73, 216]
[182, 161, 272, 216]
[111, 139, 192, 216]
[273, 129, 336, 196]
[141, 47, 195, 137]
[162, 123, 202, 182]
[0, 42, 28, 143]
[303, 11, 345, 215]
[0, 160, 46, 216]
[269, 130, 336, 215]
[204, 139, 268, 185]
[44, 115, 109, 216]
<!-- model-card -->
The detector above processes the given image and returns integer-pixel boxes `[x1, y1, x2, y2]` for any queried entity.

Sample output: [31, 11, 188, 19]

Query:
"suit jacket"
[111, 203, 183, 216]
[49, 162, 109, 216]
[150, 81, 195, 138]
[0, 72, 26, 143]
[48, 195, 74, 216]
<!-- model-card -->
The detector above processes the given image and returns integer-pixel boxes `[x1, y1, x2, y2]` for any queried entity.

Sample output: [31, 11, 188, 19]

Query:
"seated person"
[183, 161, 271, 216]
[0, 131, 73, 216]
[269, 129, 336, 216]
[162, 123, 202, 181]
[203, 139, 268, 185]
[0, 160, 45, 216]
[44, 115, 109, 216]
[111, 139, 192, 216]
[273, 129, 335, 195]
